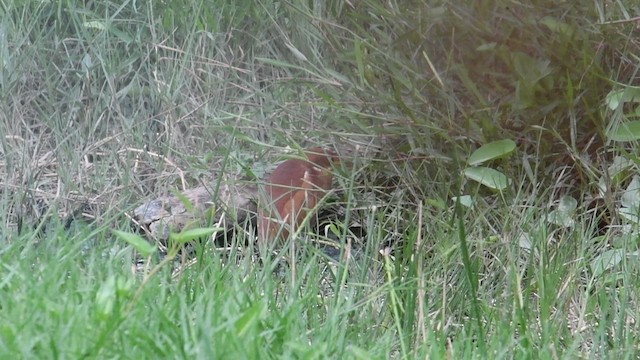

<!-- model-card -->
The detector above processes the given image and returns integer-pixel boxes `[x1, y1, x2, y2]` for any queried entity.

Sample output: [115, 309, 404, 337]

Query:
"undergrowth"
[1, 0, 639, 358]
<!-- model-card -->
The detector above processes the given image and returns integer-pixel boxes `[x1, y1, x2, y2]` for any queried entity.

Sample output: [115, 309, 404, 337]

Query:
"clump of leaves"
[464, 139, 516, 191]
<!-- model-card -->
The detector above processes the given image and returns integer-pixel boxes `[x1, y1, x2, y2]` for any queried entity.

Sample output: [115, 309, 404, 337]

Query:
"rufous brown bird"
[258, 147, 339, 246]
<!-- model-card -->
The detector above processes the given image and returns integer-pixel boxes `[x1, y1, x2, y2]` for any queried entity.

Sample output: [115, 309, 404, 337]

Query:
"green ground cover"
[1, 1, 639, 358]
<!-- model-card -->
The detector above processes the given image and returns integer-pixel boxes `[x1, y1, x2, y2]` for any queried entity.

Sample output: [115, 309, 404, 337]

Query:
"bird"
[257, 146, 339, 247]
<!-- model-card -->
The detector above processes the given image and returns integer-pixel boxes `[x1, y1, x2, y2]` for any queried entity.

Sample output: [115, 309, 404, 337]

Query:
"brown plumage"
[258, 147, 339, 245]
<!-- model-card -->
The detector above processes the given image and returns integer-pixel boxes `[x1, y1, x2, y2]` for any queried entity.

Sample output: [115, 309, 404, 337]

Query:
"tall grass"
[1, 0, 639, 358]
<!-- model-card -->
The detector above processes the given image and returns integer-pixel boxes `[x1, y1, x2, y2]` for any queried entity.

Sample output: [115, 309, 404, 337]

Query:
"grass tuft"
[1, 0, 640, 358]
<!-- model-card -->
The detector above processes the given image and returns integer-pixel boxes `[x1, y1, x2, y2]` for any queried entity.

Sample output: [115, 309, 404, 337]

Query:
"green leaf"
[518, 233, 533, 250]
[621, 175, 640, 210]
[619, 207, 640, 224]
[607, 121, 640, 142]
[607, 156, 634, 186]
[451, 195, 474, 208]
[476, 42, 497, 51]
[606, 89, 623, 110]
[557, 195, 578, 213]
[83, 21, 106, 30]
[112, 230, 156, 257]
[547, 196, 577, 227]
[235, 302, 264, 337]
[468, 139, 516, 165]
[426, 197, 447, 210]
[464, 167, 511, 190]
[115, 276, 134, 299]
[539, 16, 574, 36]
[606, 87, 640, 110]
[95, 276, 117, 321]
[169, 227, 223, 245]
[591, 249, 625, 278]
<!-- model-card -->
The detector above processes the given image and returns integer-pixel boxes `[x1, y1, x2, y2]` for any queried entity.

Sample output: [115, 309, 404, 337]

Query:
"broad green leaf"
[620, 177, 640, 224]
[108, 27, 133, 44]
[468, 139, 516, 165]
[619, 207, 640, 224]
[169, 227, 223, 244]
[518, 233, 533, 250]
[452, 195, 474, 208]
[540, 16, 574, 36]
[607, 121, 640, 142]
[621, 175, 640, 210]
[547, 209, 574, 227]
[557, 195, 578, 213]
[591, 249, 625, 277]
[512, 52, 552, 84]
[426, 197, 447, 210]
[607, 156, 633, 186]
[464, 166, 511, 190]
[547, 196, 577, 227]
[112, 230, 156, 256]
[606, 87, 640, 110]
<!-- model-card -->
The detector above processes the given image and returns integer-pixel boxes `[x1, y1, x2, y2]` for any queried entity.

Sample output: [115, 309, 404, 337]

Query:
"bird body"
[258, 147, 338, 245]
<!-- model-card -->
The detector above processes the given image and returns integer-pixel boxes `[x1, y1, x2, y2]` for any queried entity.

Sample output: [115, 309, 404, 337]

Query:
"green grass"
[1, 0, 640, 358]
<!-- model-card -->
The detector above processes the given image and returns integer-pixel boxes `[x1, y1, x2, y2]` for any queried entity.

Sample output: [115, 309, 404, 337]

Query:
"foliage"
[1, 0, 639, 358]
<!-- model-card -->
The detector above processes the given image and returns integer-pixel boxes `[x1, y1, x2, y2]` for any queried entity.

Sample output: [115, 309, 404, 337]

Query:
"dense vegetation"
[1, 0, 639, 358]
